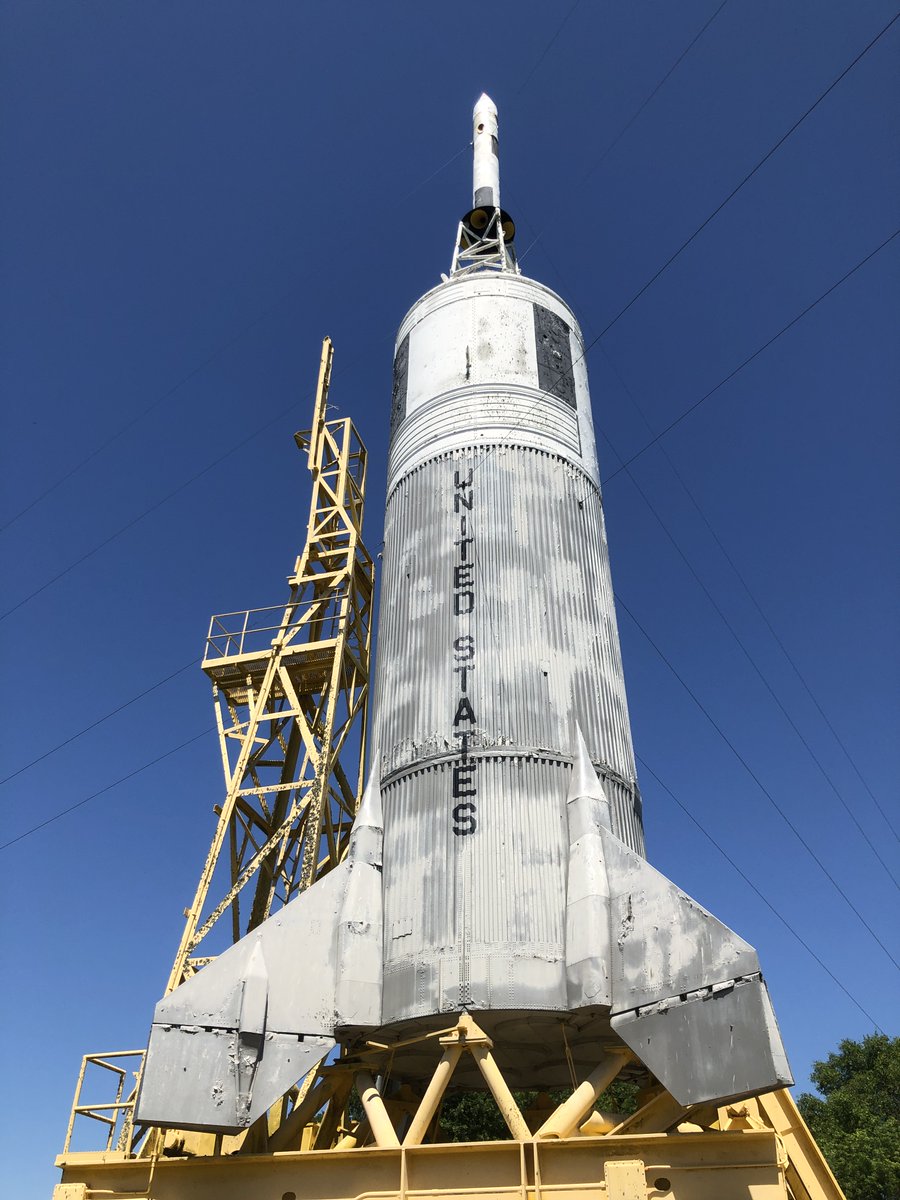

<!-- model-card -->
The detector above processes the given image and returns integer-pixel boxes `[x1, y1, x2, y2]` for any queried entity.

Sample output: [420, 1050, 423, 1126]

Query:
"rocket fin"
[135, 863, 347, 1132]
[335, 753, 384, 1028]
[600, 826, 793, 1104]
[563, 739, 792, 1105]
[136, 759, 386, 1132]
[565, 722, 613, 1007]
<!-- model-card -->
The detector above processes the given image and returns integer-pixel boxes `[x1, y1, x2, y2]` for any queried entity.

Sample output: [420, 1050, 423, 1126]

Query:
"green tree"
[439, 1080, 640, 1142]
[797, 1034, 900, 1200]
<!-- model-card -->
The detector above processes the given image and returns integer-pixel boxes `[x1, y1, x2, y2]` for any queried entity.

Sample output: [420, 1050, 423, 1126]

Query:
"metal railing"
[63, 1050, 145, 1155]
[204, 599, 344, 662]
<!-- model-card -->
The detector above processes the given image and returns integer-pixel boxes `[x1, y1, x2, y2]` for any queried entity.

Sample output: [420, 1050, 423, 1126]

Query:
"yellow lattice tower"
[166, 337, 373, 993]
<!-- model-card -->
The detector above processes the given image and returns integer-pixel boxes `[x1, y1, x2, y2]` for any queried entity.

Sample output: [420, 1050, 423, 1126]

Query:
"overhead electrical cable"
[0, 727, 215, 852]
[0, 305, 298, 534]
[576, 0, 731, 187]
[0, 145, 468, 535]
[616, 594, 900, 972]
[601, 228, 899, 482]
[552, 136, 894, 839]
[517, 1, 730, 267]
[483, 216, 900, 938]
[591, 9, 900, 343]
[516, 0, 585, 94]
[505, 9, 898, 469]
[598, 341, 900, 849]
[614, 443, 900, 888]
[475, 229, 897, 486]
[674, 499, 900, 842]
[0, 349, 373, 622]
[0, 656, 201, 787]
[637, 756, 885, 1033]
[522, 229, 898, 885]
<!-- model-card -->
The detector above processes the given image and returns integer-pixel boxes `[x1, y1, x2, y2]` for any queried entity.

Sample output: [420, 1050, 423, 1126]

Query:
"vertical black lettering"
[452, 802, 478, 837]
[454, 591, 474, 615]
[450, 464, 477, 835]
[454, 635, 475, 661]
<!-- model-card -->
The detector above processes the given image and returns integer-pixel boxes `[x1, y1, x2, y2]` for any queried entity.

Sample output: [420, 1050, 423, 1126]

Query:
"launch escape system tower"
[55, 97, 846, 1200]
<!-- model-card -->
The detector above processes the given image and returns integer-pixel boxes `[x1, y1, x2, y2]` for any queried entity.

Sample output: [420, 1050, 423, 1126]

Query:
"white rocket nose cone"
[474, 92, 497, 116]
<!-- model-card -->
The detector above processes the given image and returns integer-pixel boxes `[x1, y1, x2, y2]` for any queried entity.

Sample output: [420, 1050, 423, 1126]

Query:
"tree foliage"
[439, 1079, 640, 1142]
[797, 1034, 900, 1200]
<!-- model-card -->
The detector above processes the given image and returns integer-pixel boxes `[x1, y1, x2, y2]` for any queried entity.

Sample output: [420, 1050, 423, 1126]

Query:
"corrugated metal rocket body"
[135, 95, 793, 1136]
[376, 270, 644, 1023]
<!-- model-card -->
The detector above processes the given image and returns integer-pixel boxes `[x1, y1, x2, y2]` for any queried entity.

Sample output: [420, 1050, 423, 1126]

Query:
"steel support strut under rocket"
[135, 95, 792, 1134]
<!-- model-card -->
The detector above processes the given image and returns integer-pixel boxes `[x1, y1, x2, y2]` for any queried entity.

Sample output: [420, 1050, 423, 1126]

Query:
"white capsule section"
[472, 92, 500, 209]
[376, 270, 642, 1025]
[388, 274, 599, 491]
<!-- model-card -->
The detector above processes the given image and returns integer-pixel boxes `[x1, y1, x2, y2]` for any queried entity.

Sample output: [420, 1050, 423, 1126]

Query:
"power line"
[593, 9, 900, 343]
[506, 11, 898, 475]
[0, 394, 306, 621]
[516, 1, 730, 270]
[516, 0, 585, 94]
[618, 458, 899, 886]
[577, 0, 731, 188]
[0, 727, 214, 852]
[602, 227, 899, 482]
[593, 373, 899, 887]
[0, 145, 468, 535]
[0, 657, 200, 787]
[0, 338, 377, 622]
[0, 306, 296, 534]
[637, 755, 885, 1033]
[617, 594, 900, 972]
[519, 226, 898, 881]
[598, 341, 900, 848]
[475, 228, 897, 487]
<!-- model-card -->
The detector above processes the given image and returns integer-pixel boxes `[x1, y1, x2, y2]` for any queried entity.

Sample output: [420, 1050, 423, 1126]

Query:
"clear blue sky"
[1, 2, 897, 1194]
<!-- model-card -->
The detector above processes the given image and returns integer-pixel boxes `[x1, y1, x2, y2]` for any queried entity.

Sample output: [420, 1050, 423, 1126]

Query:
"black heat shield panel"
[534, 304, 576, 409]
[390, 333, 410, 439]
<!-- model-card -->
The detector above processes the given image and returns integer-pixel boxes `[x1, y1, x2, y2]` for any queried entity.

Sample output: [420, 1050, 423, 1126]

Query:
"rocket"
[135, 95, 792, 1134]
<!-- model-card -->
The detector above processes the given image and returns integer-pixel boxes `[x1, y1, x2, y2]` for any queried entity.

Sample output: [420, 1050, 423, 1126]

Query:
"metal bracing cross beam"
[450, 207, 520, 276]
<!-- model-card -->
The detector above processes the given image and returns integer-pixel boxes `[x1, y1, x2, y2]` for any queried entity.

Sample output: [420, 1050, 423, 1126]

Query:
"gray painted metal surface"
[374, 268, 644, 1023]
[135, 96, 793, 1132]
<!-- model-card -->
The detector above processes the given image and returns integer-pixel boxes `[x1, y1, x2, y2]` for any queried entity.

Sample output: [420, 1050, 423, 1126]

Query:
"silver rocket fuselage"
[374, 271, 644, 1026]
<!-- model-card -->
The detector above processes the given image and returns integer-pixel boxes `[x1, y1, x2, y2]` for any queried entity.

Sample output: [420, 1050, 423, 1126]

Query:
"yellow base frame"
[56, 1019, 845, 1200]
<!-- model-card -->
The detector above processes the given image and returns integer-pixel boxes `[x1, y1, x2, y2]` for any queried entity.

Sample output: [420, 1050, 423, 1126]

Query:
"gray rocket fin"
[563, 740, 792, 1105]
[135, 863, 348, 1132]
[565, 722, 613, 1008]
[600, 825, 793, 1104]
[335, 753, 384, 1028]
[136, 760, 386, 1133]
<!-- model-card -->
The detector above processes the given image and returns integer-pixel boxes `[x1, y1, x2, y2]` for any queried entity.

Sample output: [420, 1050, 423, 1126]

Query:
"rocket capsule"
[134, 95, 792, 1134]
[463, 92, 515, 248]
[472, 91, 500, 210]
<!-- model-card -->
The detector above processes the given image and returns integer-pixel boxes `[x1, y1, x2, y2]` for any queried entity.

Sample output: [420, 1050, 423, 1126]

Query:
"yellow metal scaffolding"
[165, 337, 373, 995]
[57, 1016, 845, 1199]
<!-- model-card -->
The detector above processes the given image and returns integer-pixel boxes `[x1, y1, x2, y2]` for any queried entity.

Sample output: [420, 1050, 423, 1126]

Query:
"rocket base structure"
[56, 96, 848, 1200]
